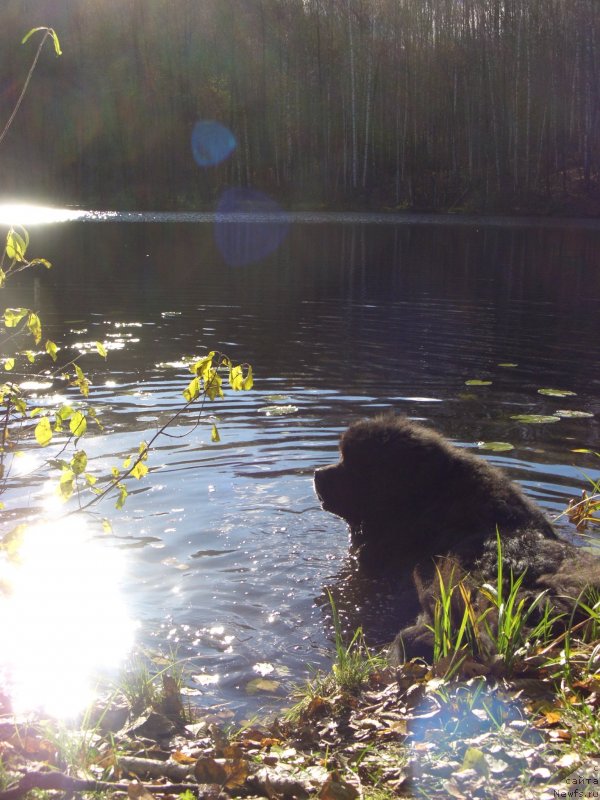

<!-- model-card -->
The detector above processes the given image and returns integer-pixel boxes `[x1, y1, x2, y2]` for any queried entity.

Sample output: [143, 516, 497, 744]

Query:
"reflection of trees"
[1, 1, 599, 211]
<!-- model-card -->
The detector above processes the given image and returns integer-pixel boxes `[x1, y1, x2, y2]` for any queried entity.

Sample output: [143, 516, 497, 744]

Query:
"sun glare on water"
[0, 203, 86, 225]
[0, 519, 136, 718]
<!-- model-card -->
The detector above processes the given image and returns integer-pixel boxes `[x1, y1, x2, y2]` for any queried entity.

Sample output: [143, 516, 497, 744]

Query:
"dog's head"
[314, 416, 449, 546]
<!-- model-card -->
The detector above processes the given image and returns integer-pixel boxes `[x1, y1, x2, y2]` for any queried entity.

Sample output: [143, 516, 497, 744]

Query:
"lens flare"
[215, 188, 290, 266]
[0, 519, 136, 718]
[191, 120, 236, 167]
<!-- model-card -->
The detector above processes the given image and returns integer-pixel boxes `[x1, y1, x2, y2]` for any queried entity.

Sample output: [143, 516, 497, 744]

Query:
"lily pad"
[465, 379, 492, 386]
[258, 405, 299, 416]
[246, 678, 280, 695]
[477, 441, 514, 452]
[554, 410, 594, 419]
[510, 414, 560, 424]
[537, 388, 577, 397]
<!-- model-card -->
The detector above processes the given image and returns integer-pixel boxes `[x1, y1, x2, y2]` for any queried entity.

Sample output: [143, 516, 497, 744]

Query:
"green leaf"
[4, 308, 28, 327]
[27, 312, 42, 344]
[71, 450, 88, 475]
[3, 358, 15, 371]
[84, 472, 97, 486]
[191, 352, 215, 379]
[498, 362, 518, 368]
[462, 747, 489, 777]
[245, 678, 280, 695]
[537, 388, 577, 397]
[465, 379, 492, 386]
[242, 365, 254, 390]
[205, 369, 224, 400]
[211, 423, 220, 443]
[24, 350, 35, 363]
[183, 377, 200, 402]
[45, 340, 58, 361]
[115, 484, 128, 510]
[510, 414, 561, 424]
[6, 229, 28, 261]
[102, 518, 113, 534]
[57, 405, 73, 421]
[58, 469, 75, 501]
[96, 341, 107, 359]
[229, 365, 244, 390]
[477, 441, 514, 452]
[29, 258, 52, 269]
[73, 364, 90, 397]
[22, 27, 62, 56]
[69, 410, 87, 438]
[34, 417, 53, 446]
[122, 456, 132, 469]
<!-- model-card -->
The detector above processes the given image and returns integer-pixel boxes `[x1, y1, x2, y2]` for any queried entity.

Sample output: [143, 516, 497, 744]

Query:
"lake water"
[2, 212, 600, 718]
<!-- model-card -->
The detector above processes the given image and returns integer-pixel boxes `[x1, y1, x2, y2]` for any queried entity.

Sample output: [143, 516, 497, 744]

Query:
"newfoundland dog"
[314, 416, 599, 658]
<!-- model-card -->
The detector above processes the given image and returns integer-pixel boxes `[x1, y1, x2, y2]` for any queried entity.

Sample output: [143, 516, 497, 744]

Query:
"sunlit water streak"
[0, 519, 136, 718]
[0, 204, 86, 225]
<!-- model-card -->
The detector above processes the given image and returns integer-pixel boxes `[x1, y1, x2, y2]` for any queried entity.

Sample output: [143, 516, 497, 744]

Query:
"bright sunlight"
[0, 518, 136, 718]
[0, 203, 86, 225]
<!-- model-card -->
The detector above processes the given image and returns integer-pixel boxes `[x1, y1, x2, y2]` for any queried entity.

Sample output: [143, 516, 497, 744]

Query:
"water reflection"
[0, 519, 136, 717]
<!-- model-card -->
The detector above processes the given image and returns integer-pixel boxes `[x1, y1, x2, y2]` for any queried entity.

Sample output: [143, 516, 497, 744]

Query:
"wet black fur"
[314, 416, 599, 659]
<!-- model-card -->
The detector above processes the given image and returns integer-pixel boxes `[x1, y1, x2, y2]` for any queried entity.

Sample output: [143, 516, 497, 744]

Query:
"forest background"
[0, 0, 599, 215]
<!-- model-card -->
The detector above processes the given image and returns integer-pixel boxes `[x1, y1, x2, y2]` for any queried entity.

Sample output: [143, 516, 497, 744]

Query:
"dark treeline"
[1, 0, 599, 213]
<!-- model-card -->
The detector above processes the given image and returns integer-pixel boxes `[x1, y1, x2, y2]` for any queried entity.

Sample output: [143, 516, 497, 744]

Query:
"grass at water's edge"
[1, 570, 600, 800]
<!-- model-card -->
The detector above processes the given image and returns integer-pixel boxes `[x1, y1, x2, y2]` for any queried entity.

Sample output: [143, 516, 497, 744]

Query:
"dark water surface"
[4, 213, 600, 717]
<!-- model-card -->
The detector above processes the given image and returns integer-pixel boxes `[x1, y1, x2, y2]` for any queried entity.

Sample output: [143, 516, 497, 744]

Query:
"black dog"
[314, 416, 599, 657]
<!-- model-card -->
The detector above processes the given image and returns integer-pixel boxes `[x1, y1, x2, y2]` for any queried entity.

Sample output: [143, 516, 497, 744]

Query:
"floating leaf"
[246, 677, 280, 694]
[477, 441, 514, 452]
[96, 341, 107, 358]
[538, 388, 577, 397]
[511, 414, 560, 424]
[498, 362, 518, 368]
[34, 417, 53, 446]
[554, 410, 594, 419]
[258, 405, 299, 416]
[3, 358, 14, 371]
[462, 747, 490, 777]
[211, 423, 220, 443]
[465, 379, 492, 386]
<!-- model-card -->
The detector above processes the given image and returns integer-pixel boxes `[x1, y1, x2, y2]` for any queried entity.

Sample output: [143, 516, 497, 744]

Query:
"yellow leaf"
[3, 358, 15, 371]
[27, 312, 42, 344]
[131, 461, 148, 480]
[45, 340, 58, 361]
[96, 341, 107, 359]
[70, 450, 88, 475]
[58, 469, 75, 501]
[34, 417, 53, 447]
[211, 424, 220, 443]
[69, 411, 87, 438]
